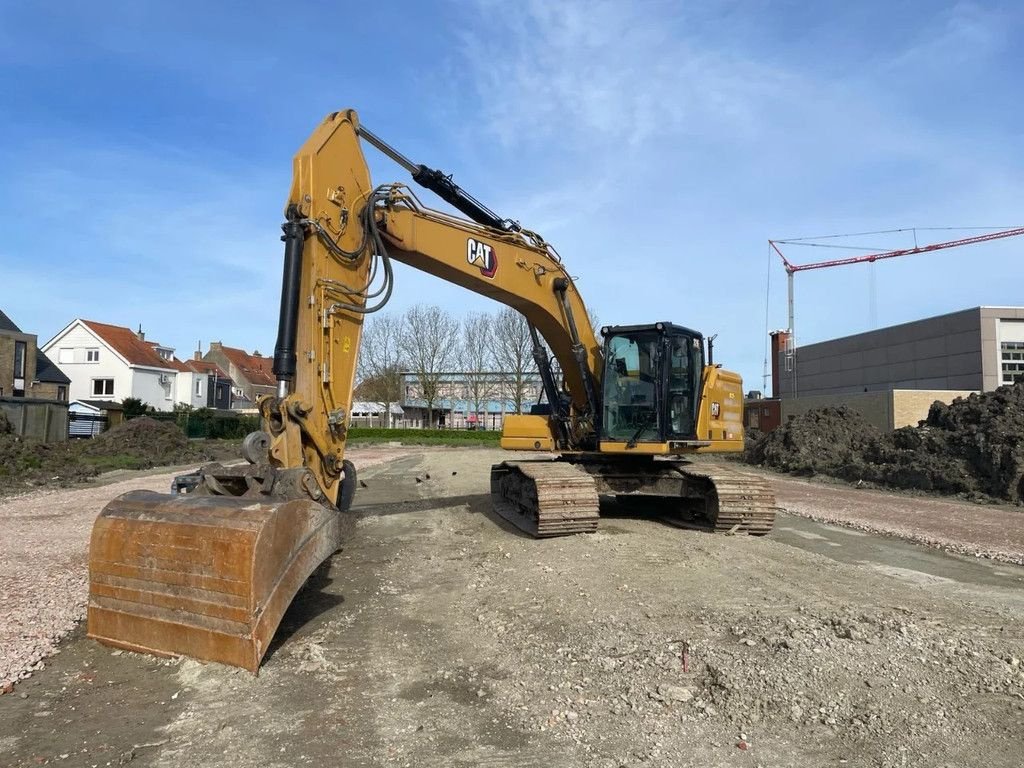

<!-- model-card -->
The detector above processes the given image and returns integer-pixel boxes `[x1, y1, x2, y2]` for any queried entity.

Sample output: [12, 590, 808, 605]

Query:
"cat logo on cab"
[467, 237, 497, 278]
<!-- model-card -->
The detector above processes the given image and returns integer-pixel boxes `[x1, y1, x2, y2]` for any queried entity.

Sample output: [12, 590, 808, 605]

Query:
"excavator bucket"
[87, 489, 344, 672]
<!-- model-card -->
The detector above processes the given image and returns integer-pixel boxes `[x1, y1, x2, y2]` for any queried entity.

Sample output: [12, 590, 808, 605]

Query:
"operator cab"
[599, 323, 704, 445]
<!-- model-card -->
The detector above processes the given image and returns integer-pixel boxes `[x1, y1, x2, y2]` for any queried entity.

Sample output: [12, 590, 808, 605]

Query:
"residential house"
[43, 319, 192, 411]
[183, 356, 233, 410]
[0, 309, 70, 401]
[203, 342, 276, 408]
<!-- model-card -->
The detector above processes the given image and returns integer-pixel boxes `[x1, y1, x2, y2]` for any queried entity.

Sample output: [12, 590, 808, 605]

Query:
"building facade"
[44, 320, 187, 410]
[776, 306, 1024, 398]
[747, 306, 1024, 433]
[203, 342, 275, 408]
[183, 358, 233, 410]
[400, 370, 544, 428]
[0, 309, 70, 401]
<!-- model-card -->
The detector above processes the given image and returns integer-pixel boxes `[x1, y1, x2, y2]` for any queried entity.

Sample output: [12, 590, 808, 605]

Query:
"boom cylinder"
[273, 218, 305, 396]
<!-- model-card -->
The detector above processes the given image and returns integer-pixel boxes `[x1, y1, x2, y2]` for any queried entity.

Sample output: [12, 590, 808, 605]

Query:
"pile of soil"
[0, 417, 214, 495]
[87, 416, 192, 465]
[746, 382, 1024, 502]
[745, 406, 880, 476]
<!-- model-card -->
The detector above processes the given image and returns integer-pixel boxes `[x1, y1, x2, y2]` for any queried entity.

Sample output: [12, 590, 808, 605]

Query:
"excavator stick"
[87, 490, 345, 672]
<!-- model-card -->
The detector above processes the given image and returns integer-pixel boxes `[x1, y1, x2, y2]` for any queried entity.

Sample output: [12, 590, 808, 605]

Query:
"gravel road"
[760, 470, 1024, 565]
[0, 447, 405, 692]
[1, 449, 1022, 768]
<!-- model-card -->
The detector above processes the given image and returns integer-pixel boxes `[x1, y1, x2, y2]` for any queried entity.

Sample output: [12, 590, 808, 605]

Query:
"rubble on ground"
[0, 416, 213, 494]
[746, 382, 1024, 502]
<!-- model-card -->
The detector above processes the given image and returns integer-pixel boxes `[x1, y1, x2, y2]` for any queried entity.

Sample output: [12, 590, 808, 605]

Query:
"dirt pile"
[746, 382, 1024, 502]
[88, 416, 192, 465]
[745, 406, 880, 475]
[0, 417, 212, 495]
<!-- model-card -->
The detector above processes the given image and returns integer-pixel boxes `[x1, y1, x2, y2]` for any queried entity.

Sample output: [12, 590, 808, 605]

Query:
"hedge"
[147, 414, 502, 444]
[150, 410, 261, 440]
[347, 427, 501, 443]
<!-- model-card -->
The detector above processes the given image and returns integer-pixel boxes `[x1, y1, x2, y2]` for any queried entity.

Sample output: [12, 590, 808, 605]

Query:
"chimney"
[769, 330, 791, 399]
[136, 324, 145, 342]
[194, 340, 202, 361]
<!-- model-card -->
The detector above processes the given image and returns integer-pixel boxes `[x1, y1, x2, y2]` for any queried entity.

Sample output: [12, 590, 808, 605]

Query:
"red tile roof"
[185, 359, 232, 381]
[82, 320, 189, 371]
[214, 345, 276, 386]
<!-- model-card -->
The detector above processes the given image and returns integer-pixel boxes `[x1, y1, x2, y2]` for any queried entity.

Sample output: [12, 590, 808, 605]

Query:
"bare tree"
[586, 307, 600, 338]
[460, 312, 497, 428]
[492, 307, 536, 414]
[356, 313, 405, 427]
[399, 304, 460, 428]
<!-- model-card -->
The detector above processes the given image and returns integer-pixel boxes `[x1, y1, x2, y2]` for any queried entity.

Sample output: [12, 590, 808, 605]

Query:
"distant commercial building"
[776, 306, 1024, 397]
[745, 306, 1024, 433]
[400, 371, 544, 429]
[349, 401, 405, 427]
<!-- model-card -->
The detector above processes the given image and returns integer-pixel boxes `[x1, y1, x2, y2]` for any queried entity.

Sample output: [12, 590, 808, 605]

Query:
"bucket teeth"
[87, 490, 343, 672]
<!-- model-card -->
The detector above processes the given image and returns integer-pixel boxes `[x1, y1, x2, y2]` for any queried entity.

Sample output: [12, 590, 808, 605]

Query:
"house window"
[86, 349, 100, 362]
[57, 386, 67, 402]
[92, 378, 115, 396]
[13, 341, 26, 396]
[58, 348, 73, 364]
[14, 341, 26, 377]
[195, 379, 203, 396]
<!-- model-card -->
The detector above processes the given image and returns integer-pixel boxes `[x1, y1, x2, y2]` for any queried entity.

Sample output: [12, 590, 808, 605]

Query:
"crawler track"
[490, 458, 776, 538]
[490, 461, 600, 538]
[672, 463, 777, 535]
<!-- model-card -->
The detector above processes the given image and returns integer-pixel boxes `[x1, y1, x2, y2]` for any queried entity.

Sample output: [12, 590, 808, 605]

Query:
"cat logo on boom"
[467, 237, 497, 278]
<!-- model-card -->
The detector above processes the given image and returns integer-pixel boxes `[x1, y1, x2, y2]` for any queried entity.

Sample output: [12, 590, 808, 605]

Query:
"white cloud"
[880, 1, 1008, 73]
[447, 0, 1024, 385]
[0, 141, 285, 354]
[461, 0, 793, 150]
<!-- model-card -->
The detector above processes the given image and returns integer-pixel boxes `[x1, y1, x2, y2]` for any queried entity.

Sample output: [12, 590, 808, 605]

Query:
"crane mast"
[769, 227, 1024, 396]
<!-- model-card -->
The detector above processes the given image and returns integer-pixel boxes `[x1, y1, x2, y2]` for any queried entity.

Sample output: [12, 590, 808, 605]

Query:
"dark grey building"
[778, 306, 1024, 398]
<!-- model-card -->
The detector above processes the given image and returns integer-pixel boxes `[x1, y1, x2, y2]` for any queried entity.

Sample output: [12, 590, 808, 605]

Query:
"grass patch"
[80, 454, 154, 471]
[347, 427, 502, 446]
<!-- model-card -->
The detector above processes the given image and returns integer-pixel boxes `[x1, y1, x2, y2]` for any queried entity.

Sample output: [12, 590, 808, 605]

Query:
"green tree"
[121, 397, 151, 420]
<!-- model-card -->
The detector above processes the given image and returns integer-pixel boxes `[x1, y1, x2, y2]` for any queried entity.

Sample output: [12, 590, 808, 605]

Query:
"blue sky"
[1, 0, 1021, 391]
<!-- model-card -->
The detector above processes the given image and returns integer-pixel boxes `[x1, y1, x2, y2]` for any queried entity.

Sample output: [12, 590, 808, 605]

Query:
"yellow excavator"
[87, 110, 775, 672]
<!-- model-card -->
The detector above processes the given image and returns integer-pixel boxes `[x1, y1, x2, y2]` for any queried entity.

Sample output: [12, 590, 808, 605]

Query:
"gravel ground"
[2, 449, 1023, 768]
[756, 470, 1024, 565]
[0, 447, 406, 692]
